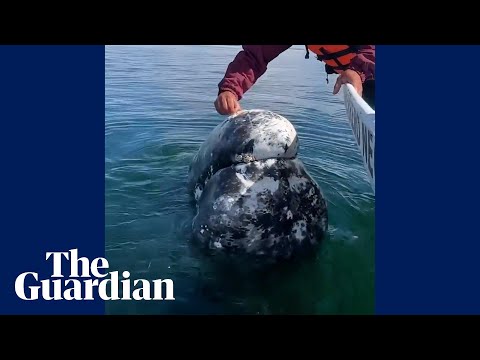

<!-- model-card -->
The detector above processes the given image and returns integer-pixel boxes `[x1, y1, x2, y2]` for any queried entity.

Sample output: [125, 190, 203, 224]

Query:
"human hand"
[333, 69, 363, 97]
[214, 91, 242, 115]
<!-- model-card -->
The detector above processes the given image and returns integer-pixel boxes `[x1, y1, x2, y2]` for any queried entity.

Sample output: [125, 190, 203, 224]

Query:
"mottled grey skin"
[188, 110, 328, 262]
[187, 109, 298, 199]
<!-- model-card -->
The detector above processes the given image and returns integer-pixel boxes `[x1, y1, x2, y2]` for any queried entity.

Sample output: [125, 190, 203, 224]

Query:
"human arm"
[215, 45, 292, 115]
[348, 45, 375, 82]
[333, 45, 375, 96]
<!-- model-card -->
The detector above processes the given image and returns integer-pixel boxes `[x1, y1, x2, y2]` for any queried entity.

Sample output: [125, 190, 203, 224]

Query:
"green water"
[105, 45, 375, 315]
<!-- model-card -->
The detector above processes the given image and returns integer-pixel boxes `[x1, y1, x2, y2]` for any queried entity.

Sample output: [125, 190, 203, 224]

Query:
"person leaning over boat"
[214, 45, 375, 115]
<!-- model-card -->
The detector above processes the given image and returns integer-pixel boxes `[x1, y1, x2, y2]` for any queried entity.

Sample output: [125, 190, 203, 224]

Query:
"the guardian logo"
[14, 249, 175, 301]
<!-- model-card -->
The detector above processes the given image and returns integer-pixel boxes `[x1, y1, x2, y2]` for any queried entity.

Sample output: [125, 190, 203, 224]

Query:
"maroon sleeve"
[218, 45, 292, 100]
[348, 45, 375, 83]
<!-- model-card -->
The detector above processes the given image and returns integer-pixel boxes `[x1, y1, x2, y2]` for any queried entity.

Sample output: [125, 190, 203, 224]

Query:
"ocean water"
[105, 45, 375, 315]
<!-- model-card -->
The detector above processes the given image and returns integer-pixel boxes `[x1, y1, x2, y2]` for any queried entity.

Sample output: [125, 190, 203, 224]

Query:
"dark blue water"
[105, 45, 375, 314]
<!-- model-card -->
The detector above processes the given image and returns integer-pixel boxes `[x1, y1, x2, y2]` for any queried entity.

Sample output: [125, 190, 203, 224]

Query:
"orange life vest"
[305, 45, 359, 73]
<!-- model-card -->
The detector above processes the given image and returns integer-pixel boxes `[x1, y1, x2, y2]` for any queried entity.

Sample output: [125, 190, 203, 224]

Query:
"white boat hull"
[343, 83, 375, 193]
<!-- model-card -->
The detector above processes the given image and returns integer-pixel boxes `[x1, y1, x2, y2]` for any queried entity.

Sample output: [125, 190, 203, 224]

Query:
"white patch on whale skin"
[241, 176, 279, 212]
[286, 210, 293, 220]
[227, 109, 248, 121]
[236, 163, 249, 175]
[212, 195, 236, 212]
[288, 176, 308, 191]
[244, 223, 266, 252]
[194, 186, 203, 201]
[292, 220, 307, 242]
[255, 158, 277, 170]
[264, 158, 277, 167]
[253, 176, 279, 193]
[235, 172, 255, 195]
[232, 110, 297, 161]
[251, 115, 297, 159]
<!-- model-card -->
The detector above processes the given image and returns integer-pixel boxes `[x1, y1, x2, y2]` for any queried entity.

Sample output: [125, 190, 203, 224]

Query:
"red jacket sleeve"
[218, 45, 292, 100]
[348, 45, 375, 83]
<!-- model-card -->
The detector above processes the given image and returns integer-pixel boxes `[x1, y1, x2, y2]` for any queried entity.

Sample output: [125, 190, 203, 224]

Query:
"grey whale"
[188, 109, 328, 262]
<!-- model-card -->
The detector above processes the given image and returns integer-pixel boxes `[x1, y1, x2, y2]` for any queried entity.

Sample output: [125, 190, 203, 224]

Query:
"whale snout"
[188, 110, 328, 262]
